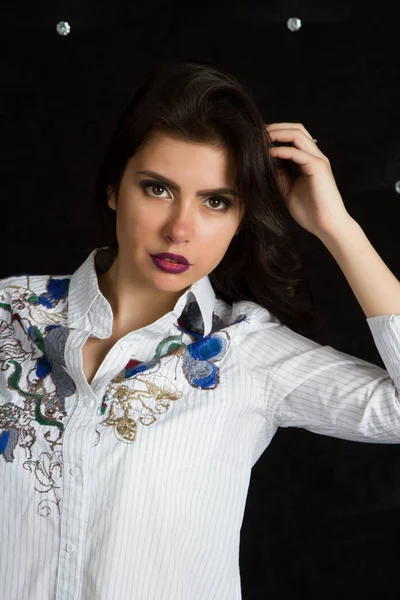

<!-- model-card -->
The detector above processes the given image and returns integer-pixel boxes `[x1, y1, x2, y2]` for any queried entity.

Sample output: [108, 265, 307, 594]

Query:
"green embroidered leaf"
[155, 336, 183, 358]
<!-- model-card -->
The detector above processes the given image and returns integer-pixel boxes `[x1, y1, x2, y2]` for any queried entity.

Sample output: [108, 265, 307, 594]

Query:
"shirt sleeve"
[249, 314, 400, 443]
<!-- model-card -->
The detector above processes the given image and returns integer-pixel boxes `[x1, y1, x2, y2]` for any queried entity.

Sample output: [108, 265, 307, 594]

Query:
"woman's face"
[107, 132, 243, 295]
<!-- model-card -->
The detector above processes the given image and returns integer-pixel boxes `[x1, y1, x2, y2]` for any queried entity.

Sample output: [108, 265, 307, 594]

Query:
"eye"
[141, 181, 170, 198]
[140, 180, 232, 211]
[203, 196, 232, 211]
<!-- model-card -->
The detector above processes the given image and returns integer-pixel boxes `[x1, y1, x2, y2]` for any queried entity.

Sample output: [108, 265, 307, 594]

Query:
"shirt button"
[84, 398, 93, 407]
[66, 543, 75, 553]
[120, 343, 127, 352]
[70, 466, 80, 476]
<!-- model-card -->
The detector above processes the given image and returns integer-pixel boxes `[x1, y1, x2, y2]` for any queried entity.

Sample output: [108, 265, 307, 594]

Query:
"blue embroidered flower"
[117, 296, 247, 391]
[182, 333, 227, 389]
[0, 429, 17, 462]
[28, 277, 70, 309]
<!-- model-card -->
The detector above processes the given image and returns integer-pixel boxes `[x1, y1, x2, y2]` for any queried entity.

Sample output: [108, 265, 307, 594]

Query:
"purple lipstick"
[150, 252, 191, 274]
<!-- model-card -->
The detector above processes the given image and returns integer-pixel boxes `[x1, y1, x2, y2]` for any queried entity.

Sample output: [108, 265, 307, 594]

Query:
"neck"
[97, 254, 186, 335]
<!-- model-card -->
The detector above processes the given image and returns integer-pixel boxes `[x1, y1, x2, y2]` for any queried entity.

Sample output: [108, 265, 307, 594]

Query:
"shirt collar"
[67, 246, 216, 338]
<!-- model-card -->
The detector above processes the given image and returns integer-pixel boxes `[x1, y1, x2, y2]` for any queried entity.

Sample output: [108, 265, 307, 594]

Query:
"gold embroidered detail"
[100, 375, 183, 443]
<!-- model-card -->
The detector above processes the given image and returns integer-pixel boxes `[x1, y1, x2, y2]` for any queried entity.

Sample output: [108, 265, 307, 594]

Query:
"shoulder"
[0, 272, 71, 321]
[0, 273, 51, 299]
[219, 297, 320, 367]
[211, 297, 285, 348]
[214, 297, 283, 333]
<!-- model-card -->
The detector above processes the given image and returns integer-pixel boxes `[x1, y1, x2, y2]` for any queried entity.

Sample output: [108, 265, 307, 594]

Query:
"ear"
[107, 186, 117, 211]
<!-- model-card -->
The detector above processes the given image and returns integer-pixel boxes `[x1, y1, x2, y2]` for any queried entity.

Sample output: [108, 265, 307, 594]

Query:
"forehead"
[132, 133, 235, 174]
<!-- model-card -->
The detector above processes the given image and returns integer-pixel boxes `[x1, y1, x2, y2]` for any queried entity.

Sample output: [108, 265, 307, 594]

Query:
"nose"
[163, 202, 194, 244]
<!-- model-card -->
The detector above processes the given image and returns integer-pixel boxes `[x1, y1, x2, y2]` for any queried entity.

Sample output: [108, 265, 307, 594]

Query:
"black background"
[2, 0, 400, 597]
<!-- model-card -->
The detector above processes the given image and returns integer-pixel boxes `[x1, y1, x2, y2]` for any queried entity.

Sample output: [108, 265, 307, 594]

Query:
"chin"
[151, 272, 194, 291]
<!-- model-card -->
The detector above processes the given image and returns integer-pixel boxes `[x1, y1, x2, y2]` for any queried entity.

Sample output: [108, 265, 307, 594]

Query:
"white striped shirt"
[1, 245, 400, 600]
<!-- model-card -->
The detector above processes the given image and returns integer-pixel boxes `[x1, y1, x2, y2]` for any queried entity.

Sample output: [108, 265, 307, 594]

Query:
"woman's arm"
[318, 217, 400, 319]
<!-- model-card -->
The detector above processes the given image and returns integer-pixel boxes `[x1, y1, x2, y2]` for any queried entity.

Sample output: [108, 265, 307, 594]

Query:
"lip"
[150, 255, 190, 274]
[151, 252, 190, 265]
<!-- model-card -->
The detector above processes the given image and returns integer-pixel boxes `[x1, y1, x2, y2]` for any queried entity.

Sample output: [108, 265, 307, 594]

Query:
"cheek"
[119, 200, 158, 233]
[203, 218, 238, 242]
[199, 226, 235, 258]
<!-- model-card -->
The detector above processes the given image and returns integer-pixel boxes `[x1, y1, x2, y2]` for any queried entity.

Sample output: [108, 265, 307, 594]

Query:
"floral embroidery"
[98, 369, 184, 444]
[120, 297, 247, 390]
[97, 296, 247, 442]
[1, 272, 248, 510]
[0, 276, 75, 516]
[26, 277, 70, 309]
[24, 450, 63, 517]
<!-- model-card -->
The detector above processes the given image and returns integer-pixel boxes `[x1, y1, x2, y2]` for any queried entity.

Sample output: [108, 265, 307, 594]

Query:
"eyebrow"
[136, 170, 239, 197]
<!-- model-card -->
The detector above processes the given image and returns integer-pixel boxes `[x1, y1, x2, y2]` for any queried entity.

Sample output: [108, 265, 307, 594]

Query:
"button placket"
[56, 329, 102, 599]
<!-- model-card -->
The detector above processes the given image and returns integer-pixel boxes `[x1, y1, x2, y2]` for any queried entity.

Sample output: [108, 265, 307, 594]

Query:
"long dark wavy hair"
[92, 59, 321, 336]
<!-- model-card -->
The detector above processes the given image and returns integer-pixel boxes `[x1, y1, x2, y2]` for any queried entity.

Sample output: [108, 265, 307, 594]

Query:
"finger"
[267, 128, 324, 159]
[269, 145, 327, 176]
[266, 122, 314, 141]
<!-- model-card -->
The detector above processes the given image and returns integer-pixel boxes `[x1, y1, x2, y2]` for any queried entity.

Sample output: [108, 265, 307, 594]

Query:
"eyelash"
[139, 180, 232, 211]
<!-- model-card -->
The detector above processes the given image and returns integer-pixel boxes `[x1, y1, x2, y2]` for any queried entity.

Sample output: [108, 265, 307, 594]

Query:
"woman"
[1, 60, 400, 600]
